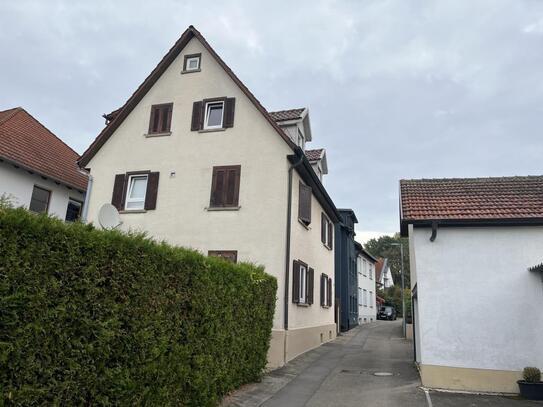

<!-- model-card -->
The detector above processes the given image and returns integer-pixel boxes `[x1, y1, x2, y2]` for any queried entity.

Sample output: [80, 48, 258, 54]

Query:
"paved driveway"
[222, 321, 541, 407]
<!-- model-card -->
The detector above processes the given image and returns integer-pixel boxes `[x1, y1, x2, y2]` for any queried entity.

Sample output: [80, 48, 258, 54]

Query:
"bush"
[523, 367, 542, 383]
[0, 207, 276, 406]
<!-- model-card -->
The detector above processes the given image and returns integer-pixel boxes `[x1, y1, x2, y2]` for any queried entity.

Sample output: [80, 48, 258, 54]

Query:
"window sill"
[323, 243, 332, 251]
[296, 303, 310, 307]
[119, 209, 147, 214]
[298, 219, 311, 230]
[206, 206, 241, 211]
[181, 69, 201, 74]
[144, 132, 171, 138]
[198, 128, 226, 134]
[321, 305, 330, 309]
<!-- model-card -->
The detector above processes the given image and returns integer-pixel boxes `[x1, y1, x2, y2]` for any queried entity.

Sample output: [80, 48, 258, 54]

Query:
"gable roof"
[0, 107, 87, 191]
[400, 176, 543, 235]
[269, 108, 305, 122]
[375, 257, 388, 284]
[79, 25, 296, 167]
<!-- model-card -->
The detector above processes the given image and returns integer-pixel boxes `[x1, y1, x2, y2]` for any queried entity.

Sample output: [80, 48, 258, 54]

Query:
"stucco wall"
[412, 226, 543, 372]
[0, 161, 85, 218]
[358, 256, 377, 323]
[288, 170, 336, 329]
[85, 36, 335, 343]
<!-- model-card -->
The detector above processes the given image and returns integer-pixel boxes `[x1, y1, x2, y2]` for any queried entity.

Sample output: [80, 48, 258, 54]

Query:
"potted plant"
[518, 367, 543, 400]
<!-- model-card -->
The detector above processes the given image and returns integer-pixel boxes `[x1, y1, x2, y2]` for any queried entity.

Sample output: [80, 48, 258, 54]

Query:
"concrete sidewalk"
[222, 321, 541, 407]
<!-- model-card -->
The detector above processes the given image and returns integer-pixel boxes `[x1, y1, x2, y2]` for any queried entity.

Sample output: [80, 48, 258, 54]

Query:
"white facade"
[83, 32, 337, 368]
[409, 224, 543, 392]
[357, 254, 377, 324]
[0, 161, 85, 219]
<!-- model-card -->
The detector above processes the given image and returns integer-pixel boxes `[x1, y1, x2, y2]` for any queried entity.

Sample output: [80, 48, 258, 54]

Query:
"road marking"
[424, 389, 433, 407]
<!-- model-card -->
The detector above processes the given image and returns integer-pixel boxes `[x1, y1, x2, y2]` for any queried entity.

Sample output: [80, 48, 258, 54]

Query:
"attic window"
[183, 53, 201, 73]
[204, 101, 224, 129]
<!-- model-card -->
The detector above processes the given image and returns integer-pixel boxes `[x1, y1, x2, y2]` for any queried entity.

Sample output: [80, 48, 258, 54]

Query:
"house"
[375, 257, 394, 289]
[0, 107, 87, 220]
[355, 242, 378, 324]
[78, 26, 340, 369]
[400, 176, 543, 393]
[334, 208, 359, 331]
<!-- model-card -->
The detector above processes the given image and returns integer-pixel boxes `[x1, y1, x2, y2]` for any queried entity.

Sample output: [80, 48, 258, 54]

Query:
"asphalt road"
[223, 321, 541, 407]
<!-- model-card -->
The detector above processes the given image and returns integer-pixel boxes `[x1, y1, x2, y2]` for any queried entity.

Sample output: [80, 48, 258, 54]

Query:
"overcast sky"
[2, 0, 543, 241]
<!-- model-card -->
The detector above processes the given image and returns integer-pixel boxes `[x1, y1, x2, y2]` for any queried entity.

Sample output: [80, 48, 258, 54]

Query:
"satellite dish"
[98, 203, 122, 229]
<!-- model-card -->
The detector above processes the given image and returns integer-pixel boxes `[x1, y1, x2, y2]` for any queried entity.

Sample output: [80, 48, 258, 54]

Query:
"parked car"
[377, 306, 397, 321]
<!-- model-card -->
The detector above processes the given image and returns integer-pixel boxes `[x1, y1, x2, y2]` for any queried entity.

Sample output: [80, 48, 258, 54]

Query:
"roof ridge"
[0, 107, 23, 126]
[269, 107, 305, 114]
[401, 175, 543, 182]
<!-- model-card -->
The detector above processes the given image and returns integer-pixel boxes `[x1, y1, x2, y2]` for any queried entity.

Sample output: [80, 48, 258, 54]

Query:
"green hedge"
[0, 206, 276, 406]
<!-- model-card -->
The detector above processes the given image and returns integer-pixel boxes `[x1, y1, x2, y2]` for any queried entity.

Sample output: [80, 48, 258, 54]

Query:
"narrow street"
[223, 321, 540, 407]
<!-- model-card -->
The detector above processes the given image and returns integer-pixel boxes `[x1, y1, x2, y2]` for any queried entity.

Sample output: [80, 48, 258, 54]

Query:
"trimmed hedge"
[0, 206, 276, 406]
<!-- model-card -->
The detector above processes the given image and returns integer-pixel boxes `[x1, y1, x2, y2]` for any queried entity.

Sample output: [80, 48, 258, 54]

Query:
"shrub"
[523, 367, 542, 383]
[0, 206, 276, 406]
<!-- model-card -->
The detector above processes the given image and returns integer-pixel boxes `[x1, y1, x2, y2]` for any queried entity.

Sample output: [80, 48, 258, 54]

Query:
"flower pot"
[518, 380, 543, 400]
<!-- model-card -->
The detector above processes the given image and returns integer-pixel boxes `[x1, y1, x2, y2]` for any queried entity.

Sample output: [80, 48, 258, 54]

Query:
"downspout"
[80, 170, 93, 223]
[283, 151, 304, 362]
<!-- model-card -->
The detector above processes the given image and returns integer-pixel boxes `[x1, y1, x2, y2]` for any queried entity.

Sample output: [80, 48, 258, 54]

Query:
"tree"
[364, 233, 410, 287]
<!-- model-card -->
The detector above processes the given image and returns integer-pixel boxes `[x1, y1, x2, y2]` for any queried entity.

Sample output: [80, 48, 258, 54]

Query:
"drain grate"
[373, 372, 394, 377]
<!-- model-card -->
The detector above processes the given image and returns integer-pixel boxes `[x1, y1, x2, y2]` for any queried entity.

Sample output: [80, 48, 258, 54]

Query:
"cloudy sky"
[2, 0, 543, 241]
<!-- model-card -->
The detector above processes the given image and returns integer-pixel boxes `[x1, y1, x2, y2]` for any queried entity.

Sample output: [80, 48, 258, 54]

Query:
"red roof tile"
[305, 148, 324, 161]
[269, 108, 305, 122]
[375, 258, 385, 283]
[400, 176, 543, 223]
[0, 108, 88, 191]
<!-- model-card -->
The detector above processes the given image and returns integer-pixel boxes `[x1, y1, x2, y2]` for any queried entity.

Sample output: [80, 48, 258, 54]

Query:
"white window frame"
[203, 101, 225, 130]
[125, 174, 148, 211]
[299, 264, 307, 304]
[186, 56, 200, 71]
[369, 264, 373, 280]
[363, 289, 368, 307]
[369, 291, 374, 308]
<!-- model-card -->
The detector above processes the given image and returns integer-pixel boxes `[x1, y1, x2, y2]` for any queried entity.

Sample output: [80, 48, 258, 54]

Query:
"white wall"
[0, 161, 85, 219]
[412, 226, 543, 371]
[86, 37, 334, 334]
[358, 255, 377, 323]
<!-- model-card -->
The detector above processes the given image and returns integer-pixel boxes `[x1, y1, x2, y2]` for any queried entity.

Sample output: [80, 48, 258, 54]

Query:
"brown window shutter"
[320, 274, 325, 306]
[144, 172, 160, 210]
[292, 260, 300, 303]
[111, 174, 126, 210]
[149, 107, 158, 133]
[210, 168, 225, 207]
[210, 165, 240, 207]
[321, 213, 326, 244]
[226, 166, 240, 206]
[298, 182, 312, 224]
[224, 97, 236, 128]
[327, 278, 332, 307]
[307, 267, 314, 305]
[191, 101, 203, 131]
[327, 220, 333, 248]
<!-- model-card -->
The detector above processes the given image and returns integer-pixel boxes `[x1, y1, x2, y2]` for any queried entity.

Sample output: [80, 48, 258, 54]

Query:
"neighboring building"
[400, 176, 543, 394]
[78, 26, 340, 369]
[334, 209, 359, 331]
[375, 257, 394, 289]
[0, 107, 87, 220]
[355, 242, 378, 324]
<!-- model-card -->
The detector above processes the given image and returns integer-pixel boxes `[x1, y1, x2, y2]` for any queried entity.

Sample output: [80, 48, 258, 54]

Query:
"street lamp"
[390, 242, 406, 338]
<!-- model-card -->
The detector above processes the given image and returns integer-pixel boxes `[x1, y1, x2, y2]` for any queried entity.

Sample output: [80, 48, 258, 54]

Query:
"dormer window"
[183, 53, 201, 73]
